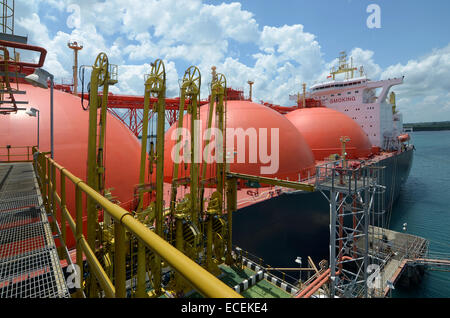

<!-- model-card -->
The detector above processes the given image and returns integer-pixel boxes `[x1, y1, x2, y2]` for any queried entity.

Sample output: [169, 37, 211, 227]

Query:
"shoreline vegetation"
[404, 121, 450, 131]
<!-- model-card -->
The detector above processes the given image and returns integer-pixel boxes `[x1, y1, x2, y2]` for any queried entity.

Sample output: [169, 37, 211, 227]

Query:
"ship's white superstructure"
[302, 52, 405, 150]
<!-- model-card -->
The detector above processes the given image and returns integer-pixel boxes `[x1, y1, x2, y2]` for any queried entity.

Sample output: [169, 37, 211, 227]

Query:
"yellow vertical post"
[136, 241, 146, 298]
[189, 88, 199, 226]
[214, 73, 226, 204]
[75, 185, 84, 297]
[206, 212, 214, 269]
[173, 214, 186, 291]
[42, 156, 48, 213]
[114, 221, 126, 298]
[86, 63, 100, 250]
[97, 78, 110, 194]
[168, 88, 186, 241]
[86, 52, 110, 251]
[200, 76, 215, 213]
[143, 59, 166, 295]
[137, 89, 150, 212]
[51, 163, 57, 233]
[225, 177, 237, 265]
[60, 172, 67, 256]
[154, 76, 165, 295]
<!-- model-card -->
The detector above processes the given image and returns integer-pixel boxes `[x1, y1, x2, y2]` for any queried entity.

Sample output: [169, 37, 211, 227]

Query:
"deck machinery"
[80, 52, 236, 297]
[72, 51, 321, 298]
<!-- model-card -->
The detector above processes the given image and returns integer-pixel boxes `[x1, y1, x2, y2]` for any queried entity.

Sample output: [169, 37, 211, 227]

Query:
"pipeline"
[0, 40, 47, 68]
[295, 256, 352, 298]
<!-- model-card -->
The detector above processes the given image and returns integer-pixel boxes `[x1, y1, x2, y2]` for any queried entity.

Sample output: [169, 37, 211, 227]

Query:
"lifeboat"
[397, 133, 410, 143]
[285, 107, 373, 160]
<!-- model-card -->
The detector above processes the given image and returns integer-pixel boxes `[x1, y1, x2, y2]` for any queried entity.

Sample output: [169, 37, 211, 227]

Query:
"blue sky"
[15, 0, 450, 123]
[214, 0, 450, 68]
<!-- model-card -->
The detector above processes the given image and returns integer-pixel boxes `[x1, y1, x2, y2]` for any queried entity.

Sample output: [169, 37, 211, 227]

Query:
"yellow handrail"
[32, 147, 241, 299]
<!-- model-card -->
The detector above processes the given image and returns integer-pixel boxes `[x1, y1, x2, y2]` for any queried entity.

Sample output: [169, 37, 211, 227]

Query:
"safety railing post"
[114, 221, 126, 298]
[50, 162, 57, 233]
[75, 185, 84, 297]
[42, 156, 49, 212]
[136, 240, 147, 298]
[60, 172, 67, 258]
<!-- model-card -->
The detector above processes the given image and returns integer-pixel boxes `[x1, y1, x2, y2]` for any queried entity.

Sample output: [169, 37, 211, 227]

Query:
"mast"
[67, 41, 83, 95]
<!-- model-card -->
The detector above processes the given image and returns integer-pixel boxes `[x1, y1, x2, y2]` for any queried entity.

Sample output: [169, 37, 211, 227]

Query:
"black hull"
[232, 147, 414, 268]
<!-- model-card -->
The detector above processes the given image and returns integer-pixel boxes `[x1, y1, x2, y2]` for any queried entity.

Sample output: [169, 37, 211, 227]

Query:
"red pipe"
[295, 256, 353, 298]
[0, 40, 47, 68]
[295, 268, 331, 298]
[303, 274, 331, 298]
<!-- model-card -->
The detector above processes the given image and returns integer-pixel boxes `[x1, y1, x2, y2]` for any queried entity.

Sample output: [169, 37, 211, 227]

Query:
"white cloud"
[13, 0, 450, 122]
[381, 44, 450, 122]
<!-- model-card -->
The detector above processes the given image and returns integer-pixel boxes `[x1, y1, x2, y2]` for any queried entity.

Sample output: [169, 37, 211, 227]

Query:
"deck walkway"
[0, 162, 69, 298]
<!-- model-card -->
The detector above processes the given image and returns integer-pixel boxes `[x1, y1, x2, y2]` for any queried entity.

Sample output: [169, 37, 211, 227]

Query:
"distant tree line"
[404, 121, 450, 131]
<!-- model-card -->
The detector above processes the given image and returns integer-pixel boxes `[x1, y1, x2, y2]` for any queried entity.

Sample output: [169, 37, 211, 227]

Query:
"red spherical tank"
[285, 107, 373, 160]
[0, 84, 142, 247]
[163, 100, 316, 183]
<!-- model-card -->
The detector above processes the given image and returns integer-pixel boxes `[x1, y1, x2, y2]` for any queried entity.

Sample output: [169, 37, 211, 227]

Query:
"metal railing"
[33, 148, 241, 298]
[0, 145, 35, 162]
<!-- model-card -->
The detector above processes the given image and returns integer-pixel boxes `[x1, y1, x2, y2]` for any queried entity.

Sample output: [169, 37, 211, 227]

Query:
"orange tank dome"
[163, 100, 316, 184]
[285, 107, 373, 160]
[0, 83, 142, 247]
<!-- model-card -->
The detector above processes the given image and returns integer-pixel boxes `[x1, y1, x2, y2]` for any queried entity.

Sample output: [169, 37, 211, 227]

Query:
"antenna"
[68, 41, 83, 95]
[247, 80, 254, 101]
[330, 51, 358, 80]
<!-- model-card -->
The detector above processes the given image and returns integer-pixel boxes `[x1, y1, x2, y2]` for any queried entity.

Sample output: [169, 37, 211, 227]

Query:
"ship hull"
[232, 147, 414, 268]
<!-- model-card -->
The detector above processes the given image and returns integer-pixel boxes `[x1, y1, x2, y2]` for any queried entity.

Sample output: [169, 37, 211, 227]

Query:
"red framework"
[50, 85, 323, 137]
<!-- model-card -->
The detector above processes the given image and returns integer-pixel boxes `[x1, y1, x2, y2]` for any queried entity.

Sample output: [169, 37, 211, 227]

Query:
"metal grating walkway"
[0, 162, 69, 298]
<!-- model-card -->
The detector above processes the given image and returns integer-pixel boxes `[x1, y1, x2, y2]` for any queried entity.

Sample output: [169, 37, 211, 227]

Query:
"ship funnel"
[25, 68, 50, 89]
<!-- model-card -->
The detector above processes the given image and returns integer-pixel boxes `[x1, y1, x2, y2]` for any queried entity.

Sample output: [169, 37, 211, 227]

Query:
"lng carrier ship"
[1, 1, 432, 300]
[232, 52, 414, 269]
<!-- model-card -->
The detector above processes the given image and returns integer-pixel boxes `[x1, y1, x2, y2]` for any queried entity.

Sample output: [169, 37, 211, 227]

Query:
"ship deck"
[0, 162, 69, 298]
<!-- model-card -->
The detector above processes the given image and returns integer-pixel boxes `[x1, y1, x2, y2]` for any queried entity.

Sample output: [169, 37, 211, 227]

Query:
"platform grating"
[0, 162, 70, 298]
[0, 248, 68, 298]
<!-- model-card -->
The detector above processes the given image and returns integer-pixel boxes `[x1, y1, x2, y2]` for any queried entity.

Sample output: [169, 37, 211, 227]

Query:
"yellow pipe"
[77, 179, 240, 297]
[51, 163, 57, 233]
[60, 172, 67, 248]
[75, 184, 84, 296]
[225, 178, 237, 265]
[136, 240, 146, 297]
[114, 222, 126, 298]
[42, 155, 241, 298]
[79, 237, 116, 298]
[63, 206, 76, 237]
[227, 172, 315, 192]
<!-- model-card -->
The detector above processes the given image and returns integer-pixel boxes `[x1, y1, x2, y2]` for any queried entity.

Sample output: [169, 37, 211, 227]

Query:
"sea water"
[390, 131, 450, 298]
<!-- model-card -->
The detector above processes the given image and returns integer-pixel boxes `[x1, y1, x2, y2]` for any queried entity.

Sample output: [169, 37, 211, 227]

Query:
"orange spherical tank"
[163, 100, 316, 184]
[285, 107, 373, 160]
[0, 83, 142, 248]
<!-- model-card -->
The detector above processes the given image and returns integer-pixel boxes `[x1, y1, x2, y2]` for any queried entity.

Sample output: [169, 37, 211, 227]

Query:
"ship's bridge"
[310, 76, 368, 92]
